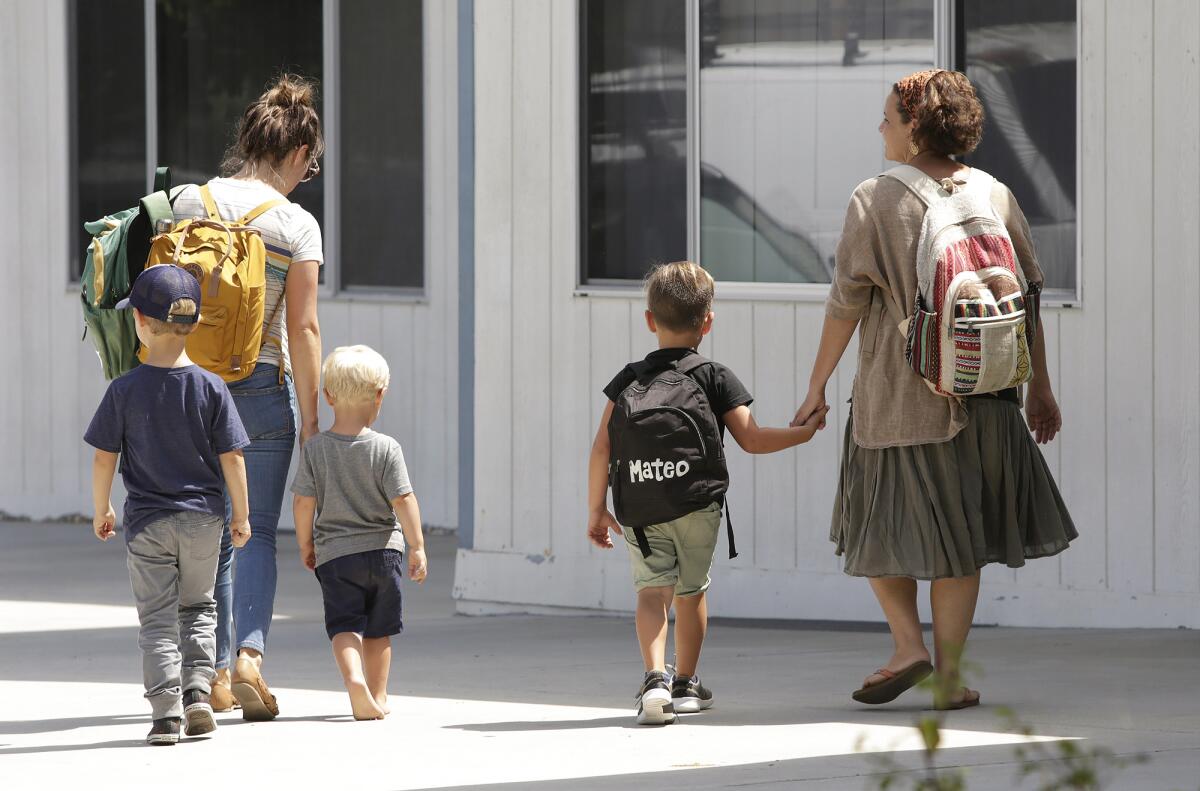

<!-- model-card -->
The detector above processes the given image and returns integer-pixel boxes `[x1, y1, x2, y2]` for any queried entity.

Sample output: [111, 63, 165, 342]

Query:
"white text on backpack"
[628, 459, 691, 483]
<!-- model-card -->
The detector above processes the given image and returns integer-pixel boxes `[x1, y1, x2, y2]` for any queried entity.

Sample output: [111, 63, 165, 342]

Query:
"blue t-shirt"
[84, 364, 250, 540]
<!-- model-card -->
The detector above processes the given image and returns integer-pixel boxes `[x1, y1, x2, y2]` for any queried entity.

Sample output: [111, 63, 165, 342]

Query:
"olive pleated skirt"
[831, 396, 1077, 579]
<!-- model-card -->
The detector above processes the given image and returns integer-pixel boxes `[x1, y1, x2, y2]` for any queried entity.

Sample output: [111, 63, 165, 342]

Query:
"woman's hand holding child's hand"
[408, 548, 428, 583]
[800, 405, 831, 432]
[791, 387, 830, 431]
[93, 505, 117, 541]
[587, 509, 622, 549]
[230, 517, 252, 549]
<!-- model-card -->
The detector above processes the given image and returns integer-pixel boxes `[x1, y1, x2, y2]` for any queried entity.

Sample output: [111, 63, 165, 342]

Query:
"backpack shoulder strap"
[881, 164, 950, 208]
[238, 198, 288, 226]
[961, 168, 997, 199]
[139, 190, 174, 229]
[198, 184, 223, 221]
[674, 352, 712, 376]
[153, 166, 171, 193]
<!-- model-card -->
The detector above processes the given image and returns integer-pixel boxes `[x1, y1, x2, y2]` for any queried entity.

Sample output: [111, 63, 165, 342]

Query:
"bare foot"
[861, 650, 932, 690]
[373, 692, 390, 715]
[347, 681, 386, 720]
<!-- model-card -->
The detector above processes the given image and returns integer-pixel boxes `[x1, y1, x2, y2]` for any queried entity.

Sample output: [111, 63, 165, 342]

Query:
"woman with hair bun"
[170, 74, 326, 720]
[792, 69, 1076, 709]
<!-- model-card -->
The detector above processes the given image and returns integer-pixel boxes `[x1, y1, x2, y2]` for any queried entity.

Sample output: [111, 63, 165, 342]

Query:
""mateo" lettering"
[628, 459, 691, 483]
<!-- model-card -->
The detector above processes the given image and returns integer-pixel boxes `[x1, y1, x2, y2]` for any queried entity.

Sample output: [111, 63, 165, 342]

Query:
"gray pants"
[126, 511, 223, 719]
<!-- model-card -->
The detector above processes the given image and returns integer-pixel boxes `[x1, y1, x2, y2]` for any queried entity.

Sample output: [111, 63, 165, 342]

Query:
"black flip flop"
[851, 660, 934, 705]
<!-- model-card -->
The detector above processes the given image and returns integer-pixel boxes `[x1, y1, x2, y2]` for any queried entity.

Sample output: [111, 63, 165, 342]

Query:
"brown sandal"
[232, 657, 279, 721]
[934, 687, 981, 711]
[851, 660, 934, 705]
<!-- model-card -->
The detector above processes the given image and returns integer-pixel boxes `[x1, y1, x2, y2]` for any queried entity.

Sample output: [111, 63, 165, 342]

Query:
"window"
[339, 0, 425, 290]
[156, 0, 324, 229]
[69, 1, 426, 293]
[69, 0, 146, 281]
[958, 0, 1077, 294]
[700, 1, 933, 284]
[580, 0, 1078, 296]
[580, 0, 687, 282]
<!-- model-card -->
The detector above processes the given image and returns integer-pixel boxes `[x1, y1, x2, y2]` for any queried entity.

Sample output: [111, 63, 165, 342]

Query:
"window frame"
[576, 0, 1082, 307]
[66, 0, 433, 303]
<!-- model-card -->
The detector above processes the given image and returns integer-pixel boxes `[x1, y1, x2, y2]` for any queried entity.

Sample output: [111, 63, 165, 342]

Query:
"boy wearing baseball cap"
[85, 264, 253, 745]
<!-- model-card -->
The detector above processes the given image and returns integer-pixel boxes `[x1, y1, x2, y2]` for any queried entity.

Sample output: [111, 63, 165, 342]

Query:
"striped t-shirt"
[173, 177, 324, 375]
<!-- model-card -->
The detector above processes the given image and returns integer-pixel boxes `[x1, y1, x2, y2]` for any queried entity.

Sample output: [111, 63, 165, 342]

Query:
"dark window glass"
[155, 0, 323, 231]
[339, 0, 424, 290]
[70, 0, 146, 281]
[581, 0, 687, 282]
[699, 0, 934, 283]
[959, 0, 1077, 292]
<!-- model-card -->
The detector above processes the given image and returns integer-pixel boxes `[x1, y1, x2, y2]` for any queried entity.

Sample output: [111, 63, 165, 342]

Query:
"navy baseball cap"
[116, 265, 202, 324]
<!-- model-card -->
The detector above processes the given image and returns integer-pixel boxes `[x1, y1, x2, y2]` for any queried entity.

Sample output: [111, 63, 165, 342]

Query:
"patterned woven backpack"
[887, 165, 1041, 397]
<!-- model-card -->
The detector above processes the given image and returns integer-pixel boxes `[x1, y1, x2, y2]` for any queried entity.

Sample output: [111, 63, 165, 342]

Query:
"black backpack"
[608, 353, 737, 559]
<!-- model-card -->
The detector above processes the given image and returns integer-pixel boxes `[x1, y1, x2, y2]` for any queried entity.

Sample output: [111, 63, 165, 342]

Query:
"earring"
[907, 139, 920, 160]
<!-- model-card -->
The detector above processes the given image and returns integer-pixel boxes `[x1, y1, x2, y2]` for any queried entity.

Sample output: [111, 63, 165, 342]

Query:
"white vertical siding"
[547, 0, 592, 566]
[0, 0, 459, 531]
[1104, 0, 1155, 594]
[457, 0, 1200, 628]
[1151, 0, 1200, 596]
[510, 0, 554, 557]
[471, 0, 514, 550]
[1059, 0, 1109, 593]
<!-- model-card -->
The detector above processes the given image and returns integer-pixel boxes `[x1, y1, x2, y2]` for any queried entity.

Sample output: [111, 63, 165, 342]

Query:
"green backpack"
[80, 167, 183, 379]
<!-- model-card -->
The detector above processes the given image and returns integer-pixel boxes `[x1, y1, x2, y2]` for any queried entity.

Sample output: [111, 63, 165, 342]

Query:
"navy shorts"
[314, 549, 404, 639]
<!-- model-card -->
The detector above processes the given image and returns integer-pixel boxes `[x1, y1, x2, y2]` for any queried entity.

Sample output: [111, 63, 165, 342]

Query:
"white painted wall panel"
[1059, 0, 1109, 593]
[510, 0, 554, 556]
[547, 0, 589, 560]
[1104, 0, 1156, 594]
[752, 302, 797, 571]
[1151, 0, 1200, 596]
[472, 0, 515, 550]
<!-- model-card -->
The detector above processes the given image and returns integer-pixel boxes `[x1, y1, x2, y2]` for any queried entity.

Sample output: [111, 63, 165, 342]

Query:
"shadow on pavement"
[0, 713, 147, 736]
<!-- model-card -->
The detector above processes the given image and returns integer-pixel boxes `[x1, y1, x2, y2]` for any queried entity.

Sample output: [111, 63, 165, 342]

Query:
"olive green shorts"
[623, 502, 722, 597]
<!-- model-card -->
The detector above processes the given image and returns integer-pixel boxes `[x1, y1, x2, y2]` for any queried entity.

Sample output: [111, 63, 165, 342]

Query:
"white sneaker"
[635, 671, 677, 725]
[671, 674, 714, 713]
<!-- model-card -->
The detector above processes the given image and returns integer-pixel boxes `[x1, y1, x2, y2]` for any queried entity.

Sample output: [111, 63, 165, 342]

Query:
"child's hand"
[230, 517, 252, 549]
[587, 509, 622, 549]
[408, 548, 428, 583]
[792, 389, 829, 430]
[801, 405, 831, 431]
[300, 543, 317, 571]
[93, 505, 117, 541]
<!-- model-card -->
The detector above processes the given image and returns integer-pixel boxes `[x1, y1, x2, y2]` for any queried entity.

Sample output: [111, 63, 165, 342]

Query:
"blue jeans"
[215, 363, 296, 668]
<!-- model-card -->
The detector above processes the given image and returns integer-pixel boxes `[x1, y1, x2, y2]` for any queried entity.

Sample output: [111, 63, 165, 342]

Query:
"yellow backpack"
[140, 184, 286, 382]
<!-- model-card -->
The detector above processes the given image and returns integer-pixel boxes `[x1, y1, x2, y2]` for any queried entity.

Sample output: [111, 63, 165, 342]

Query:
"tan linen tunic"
[826, 170, 1044, 449]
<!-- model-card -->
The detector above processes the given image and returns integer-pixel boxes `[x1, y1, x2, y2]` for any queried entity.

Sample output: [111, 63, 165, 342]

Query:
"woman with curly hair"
[792, 70, 1076, 709]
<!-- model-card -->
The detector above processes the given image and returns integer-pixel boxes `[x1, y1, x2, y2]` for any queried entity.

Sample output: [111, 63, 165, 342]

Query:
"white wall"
[0, 0, 460, 531]
[457, 0, 1200, 628]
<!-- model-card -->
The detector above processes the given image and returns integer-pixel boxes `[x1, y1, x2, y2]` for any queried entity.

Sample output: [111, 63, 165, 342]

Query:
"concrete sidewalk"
[0, 522, 1196, 790]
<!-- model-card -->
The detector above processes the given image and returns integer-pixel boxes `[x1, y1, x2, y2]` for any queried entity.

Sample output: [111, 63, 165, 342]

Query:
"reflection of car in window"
[962, 17, 1077, 291]
[584, 56, 827, 284]
[700, 163, 828, 283]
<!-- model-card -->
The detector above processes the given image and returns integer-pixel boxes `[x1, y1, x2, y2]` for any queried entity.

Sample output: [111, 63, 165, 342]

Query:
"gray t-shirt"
[291, 429, 413, 567]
